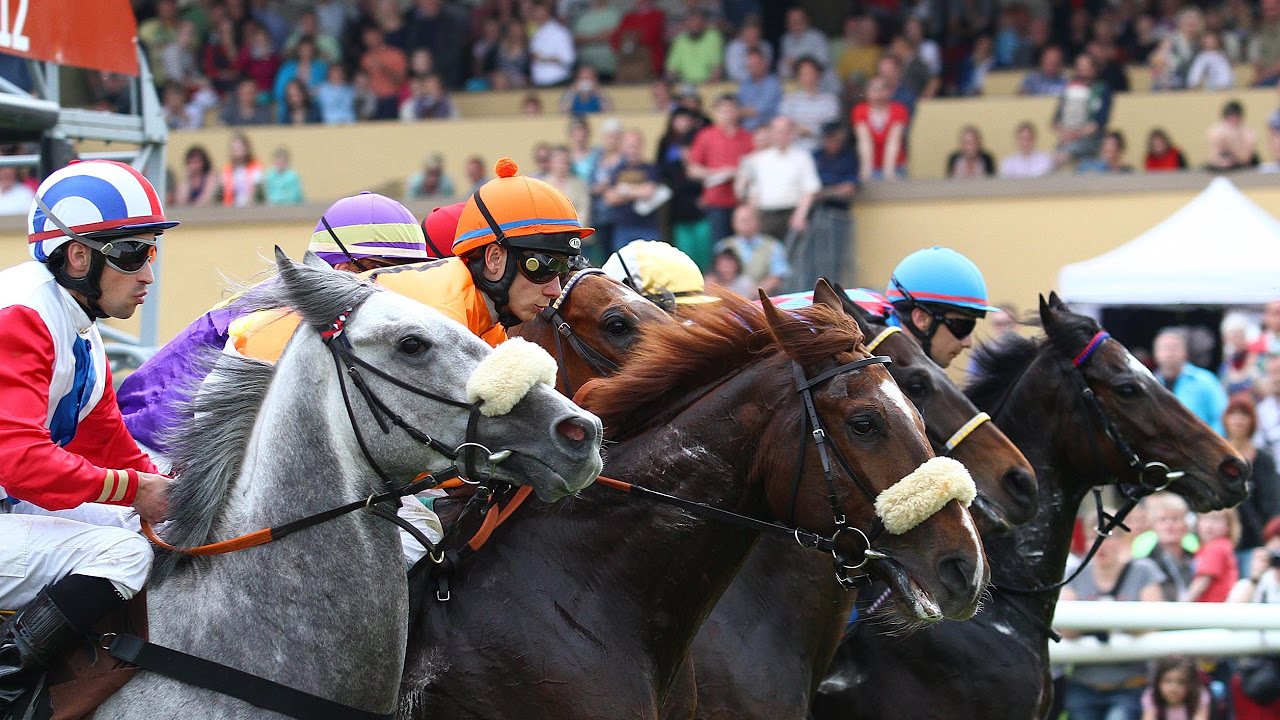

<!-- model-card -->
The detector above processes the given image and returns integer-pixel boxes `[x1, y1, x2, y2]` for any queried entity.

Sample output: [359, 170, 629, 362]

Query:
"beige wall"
[7, 176, 1277, 346]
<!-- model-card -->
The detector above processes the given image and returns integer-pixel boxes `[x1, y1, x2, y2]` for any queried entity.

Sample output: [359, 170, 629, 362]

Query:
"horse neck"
[981, 357, 1098, 630]
[156, 357, 407, 710]
[551, 366, 776, 690]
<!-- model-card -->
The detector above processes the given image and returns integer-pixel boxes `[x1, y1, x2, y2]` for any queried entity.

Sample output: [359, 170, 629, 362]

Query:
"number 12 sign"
[0, 0, 140, 76]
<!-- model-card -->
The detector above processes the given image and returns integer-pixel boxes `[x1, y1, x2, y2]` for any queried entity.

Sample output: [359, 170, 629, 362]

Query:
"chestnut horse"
[674, 283, 1038, 720]
[399, 292, 986, 720]
[813, 294, 1249, 720]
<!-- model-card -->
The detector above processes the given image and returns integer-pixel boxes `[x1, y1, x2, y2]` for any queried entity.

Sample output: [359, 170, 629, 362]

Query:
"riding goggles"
[890, 276, 977, 340]
[99, 239, 158, 275]
[517, 251, 572, 284]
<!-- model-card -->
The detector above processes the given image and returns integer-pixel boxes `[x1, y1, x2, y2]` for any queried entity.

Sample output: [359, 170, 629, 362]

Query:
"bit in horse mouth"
[876, 558, 942, 622]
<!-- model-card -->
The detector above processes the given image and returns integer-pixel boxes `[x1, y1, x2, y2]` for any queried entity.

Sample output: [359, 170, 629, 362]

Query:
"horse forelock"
[964, 333, 1041, 413]
[152, 350, 276, 580]
[237, 259, 378, 331]
[587, 293, 863, 433]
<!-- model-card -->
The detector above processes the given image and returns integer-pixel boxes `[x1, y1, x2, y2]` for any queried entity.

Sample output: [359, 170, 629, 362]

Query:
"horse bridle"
[539, 268, 622, 395]
[864, 325, 991, 458]
[788, 353, 895, 589]
[321, 302, 501, 486]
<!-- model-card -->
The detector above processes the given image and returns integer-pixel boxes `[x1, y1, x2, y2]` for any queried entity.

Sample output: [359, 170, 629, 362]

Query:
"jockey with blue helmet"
[884, 246, 1000, 369]
[0, 161, 177, 712]
[117, 191, 431, 458]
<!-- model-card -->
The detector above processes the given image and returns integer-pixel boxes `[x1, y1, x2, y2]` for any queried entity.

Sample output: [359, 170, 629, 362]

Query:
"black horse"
[813, 293, 1249, 720]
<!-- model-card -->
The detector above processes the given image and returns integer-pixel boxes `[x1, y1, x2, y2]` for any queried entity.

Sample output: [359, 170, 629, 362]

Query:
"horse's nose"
[1219, 456, 1250, 492]
[1000, 466, 1038, 518]
[553, 414, 597, 454]
[937, 551, 979, 601]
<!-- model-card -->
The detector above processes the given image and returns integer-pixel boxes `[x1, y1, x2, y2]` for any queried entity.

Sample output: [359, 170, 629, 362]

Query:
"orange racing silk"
[231, 257, 505, 363]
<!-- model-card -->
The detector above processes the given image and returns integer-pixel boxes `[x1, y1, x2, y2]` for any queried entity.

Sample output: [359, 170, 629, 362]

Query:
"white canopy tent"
[1058, 177, 1280, 306]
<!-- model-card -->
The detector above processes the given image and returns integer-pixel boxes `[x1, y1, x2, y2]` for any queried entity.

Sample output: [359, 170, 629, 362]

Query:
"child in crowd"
[1141, 656, 1211, 720]
[264, 147, 305, 206]
[1186, 509, 1240, 602]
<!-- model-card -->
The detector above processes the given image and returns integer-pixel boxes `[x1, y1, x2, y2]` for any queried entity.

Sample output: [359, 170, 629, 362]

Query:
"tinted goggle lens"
[942, 316, 977, 340]
[518, 252, 571, 284]
[100, 241, 157, 274]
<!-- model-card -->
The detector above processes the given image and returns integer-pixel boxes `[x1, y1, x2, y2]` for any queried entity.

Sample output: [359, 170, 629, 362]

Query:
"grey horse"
[96, 250, 602, 719]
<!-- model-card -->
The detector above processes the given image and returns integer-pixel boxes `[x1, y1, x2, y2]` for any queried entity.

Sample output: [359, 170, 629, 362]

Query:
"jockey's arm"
[0, 306, 154, 511]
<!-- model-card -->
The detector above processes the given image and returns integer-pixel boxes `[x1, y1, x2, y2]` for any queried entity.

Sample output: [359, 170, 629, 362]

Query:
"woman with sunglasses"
[117, 191, 432, 460]
[0, 160, 179, 713]
[882, 246, 999, 369]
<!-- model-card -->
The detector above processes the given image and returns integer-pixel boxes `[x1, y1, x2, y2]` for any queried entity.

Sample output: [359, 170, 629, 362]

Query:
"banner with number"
[0, 0, 139, 76]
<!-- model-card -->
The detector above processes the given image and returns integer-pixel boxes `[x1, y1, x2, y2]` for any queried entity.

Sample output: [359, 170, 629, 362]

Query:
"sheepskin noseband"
[466, 337, 558, 416]
[873, 456, 976, 535]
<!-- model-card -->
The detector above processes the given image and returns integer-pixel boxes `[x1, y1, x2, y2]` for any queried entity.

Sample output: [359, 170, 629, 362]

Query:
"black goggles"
[890, 275, 979, 340]
[99, 240, 158, 275]
[517, 251, 572, 284]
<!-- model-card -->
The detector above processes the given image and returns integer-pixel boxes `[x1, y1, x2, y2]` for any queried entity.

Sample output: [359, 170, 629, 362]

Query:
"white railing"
[1049, 601, 1280, 664]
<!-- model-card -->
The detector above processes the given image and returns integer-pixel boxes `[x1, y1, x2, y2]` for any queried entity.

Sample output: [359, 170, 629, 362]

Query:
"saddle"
[19, 594, 147, 720]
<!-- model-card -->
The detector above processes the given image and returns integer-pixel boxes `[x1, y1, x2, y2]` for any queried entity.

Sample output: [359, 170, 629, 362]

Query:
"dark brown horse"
[675, 284, 1038, 720]
[813, 294, 1250, 720]
[399, 293, 986, 720]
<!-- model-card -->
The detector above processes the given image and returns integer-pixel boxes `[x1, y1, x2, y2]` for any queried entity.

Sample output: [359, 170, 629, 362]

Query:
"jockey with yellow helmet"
[600, 239, 717, 311]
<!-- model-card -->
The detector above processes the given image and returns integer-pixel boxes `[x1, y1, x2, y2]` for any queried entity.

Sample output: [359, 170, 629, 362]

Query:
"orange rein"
[142, 472, 470, 556]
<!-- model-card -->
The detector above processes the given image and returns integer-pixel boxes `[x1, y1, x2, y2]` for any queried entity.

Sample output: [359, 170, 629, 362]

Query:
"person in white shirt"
[0, 166, 34, 215]
[999, 122, 1055, 178]
[1186, 31, 1234, 90]
[778, 57, 840, 153]
[746, 116, 822, 240]
[528, 1, 575, 87]
[779, 8, 830, 80]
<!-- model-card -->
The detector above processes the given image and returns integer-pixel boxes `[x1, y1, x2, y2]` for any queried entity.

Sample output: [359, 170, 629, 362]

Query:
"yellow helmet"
[602, 240, 717, 310]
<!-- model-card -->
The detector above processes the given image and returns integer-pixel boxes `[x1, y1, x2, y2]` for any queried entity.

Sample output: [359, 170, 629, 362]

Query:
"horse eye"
[848, 417, 877, 436]
[905, 380, 928, 397]
[604, 317, 630, 336]
[398, 336, 430, 356]
[1114, 383, 1140, 399]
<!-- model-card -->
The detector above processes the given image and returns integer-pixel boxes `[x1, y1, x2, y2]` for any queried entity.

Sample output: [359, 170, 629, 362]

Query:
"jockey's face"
[482, 244, 564, 323]
[65, 234, 157, 319]
[909, 305, 975, 369]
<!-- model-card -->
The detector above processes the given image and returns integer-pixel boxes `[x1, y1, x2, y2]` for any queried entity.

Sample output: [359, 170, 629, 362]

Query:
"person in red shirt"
[234, 21, 282, 93]
[612, 0, 665, 79]
[1185, 509, 1241, 602]
[687, 93, 754, 244]
[1144, 128, 1188, 172]
[851, 75, 910, 181]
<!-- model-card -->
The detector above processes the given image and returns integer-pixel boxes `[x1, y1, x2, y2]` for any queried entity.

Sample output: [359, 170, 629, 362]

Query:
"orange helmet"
[452, 158, 594, 258]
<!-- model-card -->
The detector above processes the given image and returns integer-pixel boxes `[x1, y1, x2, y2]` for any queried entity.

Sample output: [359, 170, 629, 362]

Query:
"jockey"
[883, 246, 999, 369]
[601, 239, 717, 311]
[235, 158, 591, 359]
[116, 191, 430, 457]
[0, 161, 174, 711]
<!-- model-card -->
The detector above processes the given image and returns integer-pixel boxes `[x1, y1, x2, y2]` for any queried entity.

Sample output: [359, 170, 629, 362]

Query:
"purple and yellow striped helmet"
[308, 191, 429, 267]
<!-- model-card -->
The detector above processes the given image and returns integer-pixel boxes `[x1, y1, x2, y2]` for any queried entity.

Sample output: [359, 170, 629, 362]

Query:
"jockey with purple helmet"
[0, 161, 176, 712]
[771, 246, 998, 369]
[116, 192, 430, 457]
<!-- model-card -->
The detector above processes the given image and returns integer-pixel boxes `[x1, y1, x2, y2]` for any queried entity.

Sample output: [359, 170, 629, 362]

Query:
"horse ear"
[302, 250, 330, 270]
[1038, 294, 1057, 330]
[1048, 290, 1072, 313]
[827, 279, 876, 335]
[812, 279, 843, 313]
[759, 289, 784, 328]
[274, 246, 374, 330]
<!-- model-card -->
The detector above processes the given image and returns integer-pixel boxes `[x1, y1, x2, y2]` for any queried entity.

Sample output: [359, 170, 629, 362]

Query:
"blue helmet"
[885, 247, 999, 316]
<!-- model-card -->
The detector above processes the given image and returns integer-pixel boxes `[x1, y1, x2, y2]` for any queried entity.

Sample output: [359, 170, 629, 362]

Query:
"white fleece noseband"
[874, 456, 977, 535]
[466, 337, 558, 416]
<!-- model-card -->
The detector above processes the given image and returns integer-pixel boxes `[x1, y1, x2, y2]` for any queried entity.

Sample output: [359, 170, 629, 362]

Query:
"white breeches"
[0, 503, 152, 609]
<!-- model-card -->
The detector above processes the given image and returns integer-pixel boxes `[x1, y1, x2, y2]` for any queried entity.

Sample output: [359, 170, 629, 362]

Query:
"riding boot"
[0, 575, 125, 715]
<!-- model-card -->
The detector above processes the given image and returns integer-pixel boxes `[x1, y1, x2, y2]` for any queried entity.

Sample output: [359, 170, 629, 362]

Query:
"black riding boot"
[0, 575, 126, 715]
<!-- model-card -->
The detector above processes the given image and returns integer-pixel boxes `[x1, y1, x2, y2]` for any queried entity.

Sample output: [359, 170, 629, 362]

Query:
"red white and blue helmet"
[28, 160, 178, 262]
[885, 246, 999, 316]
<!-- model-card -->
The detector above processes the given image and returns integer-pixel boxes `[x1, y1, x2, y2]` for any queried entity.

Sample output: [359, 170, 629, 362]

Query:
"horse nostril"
[1219, 457, 1249, 485]
[1001, 467, 1037, 511]
[556, 418, 588, 444]
[938, 554, 976, 598]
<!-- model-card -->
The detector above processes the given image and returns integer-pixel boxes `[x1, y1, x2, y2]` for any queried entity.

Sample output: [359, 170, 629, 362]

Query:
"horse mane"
[150, 350, 276, 580]
[964, 303, 1103, 412]
[235, 252, 377, 331]
[587, 293, 863, 432]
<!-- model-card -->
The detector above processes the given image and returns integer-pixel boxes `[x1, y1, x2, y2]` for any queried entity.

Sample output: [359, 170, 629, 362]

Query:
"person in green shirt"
[664, 11, 723, 85]
[573, 0, 621, 78]
[264, 147, 305, 206]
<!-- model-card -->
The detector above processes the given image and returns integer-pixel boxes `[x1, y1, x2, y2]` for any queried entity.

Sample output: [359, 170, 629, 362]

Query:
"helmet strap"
[320, 215, 375, 271]
[468, 246, 522, 327]
[901, 304, 939, 363]
[34, 195, 111, 319]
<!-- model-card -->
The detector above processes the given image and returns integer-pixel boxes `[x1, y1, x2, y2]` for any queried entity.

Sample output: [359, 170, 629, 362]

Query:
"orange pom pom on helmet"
[452, 158, 594, 258]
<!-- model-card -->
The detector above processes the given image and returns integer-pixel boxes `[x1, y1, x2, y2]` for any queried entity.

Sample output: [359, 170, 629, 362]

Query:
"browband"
[944, 412, 990, 453]
[865, 326, 902, 353]
[1073, 331, 1110, 367]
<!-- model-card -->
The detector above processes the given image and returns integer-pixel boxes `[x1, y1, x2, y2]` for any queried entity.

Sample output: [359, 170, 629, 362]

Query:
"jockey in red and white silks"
[0, 161, 175, 713]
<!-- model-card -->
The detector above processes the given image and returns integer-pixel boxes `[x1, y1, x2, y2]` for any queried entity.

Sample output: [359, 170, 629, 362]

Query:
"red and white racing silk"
[0, 262, 157, 511]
